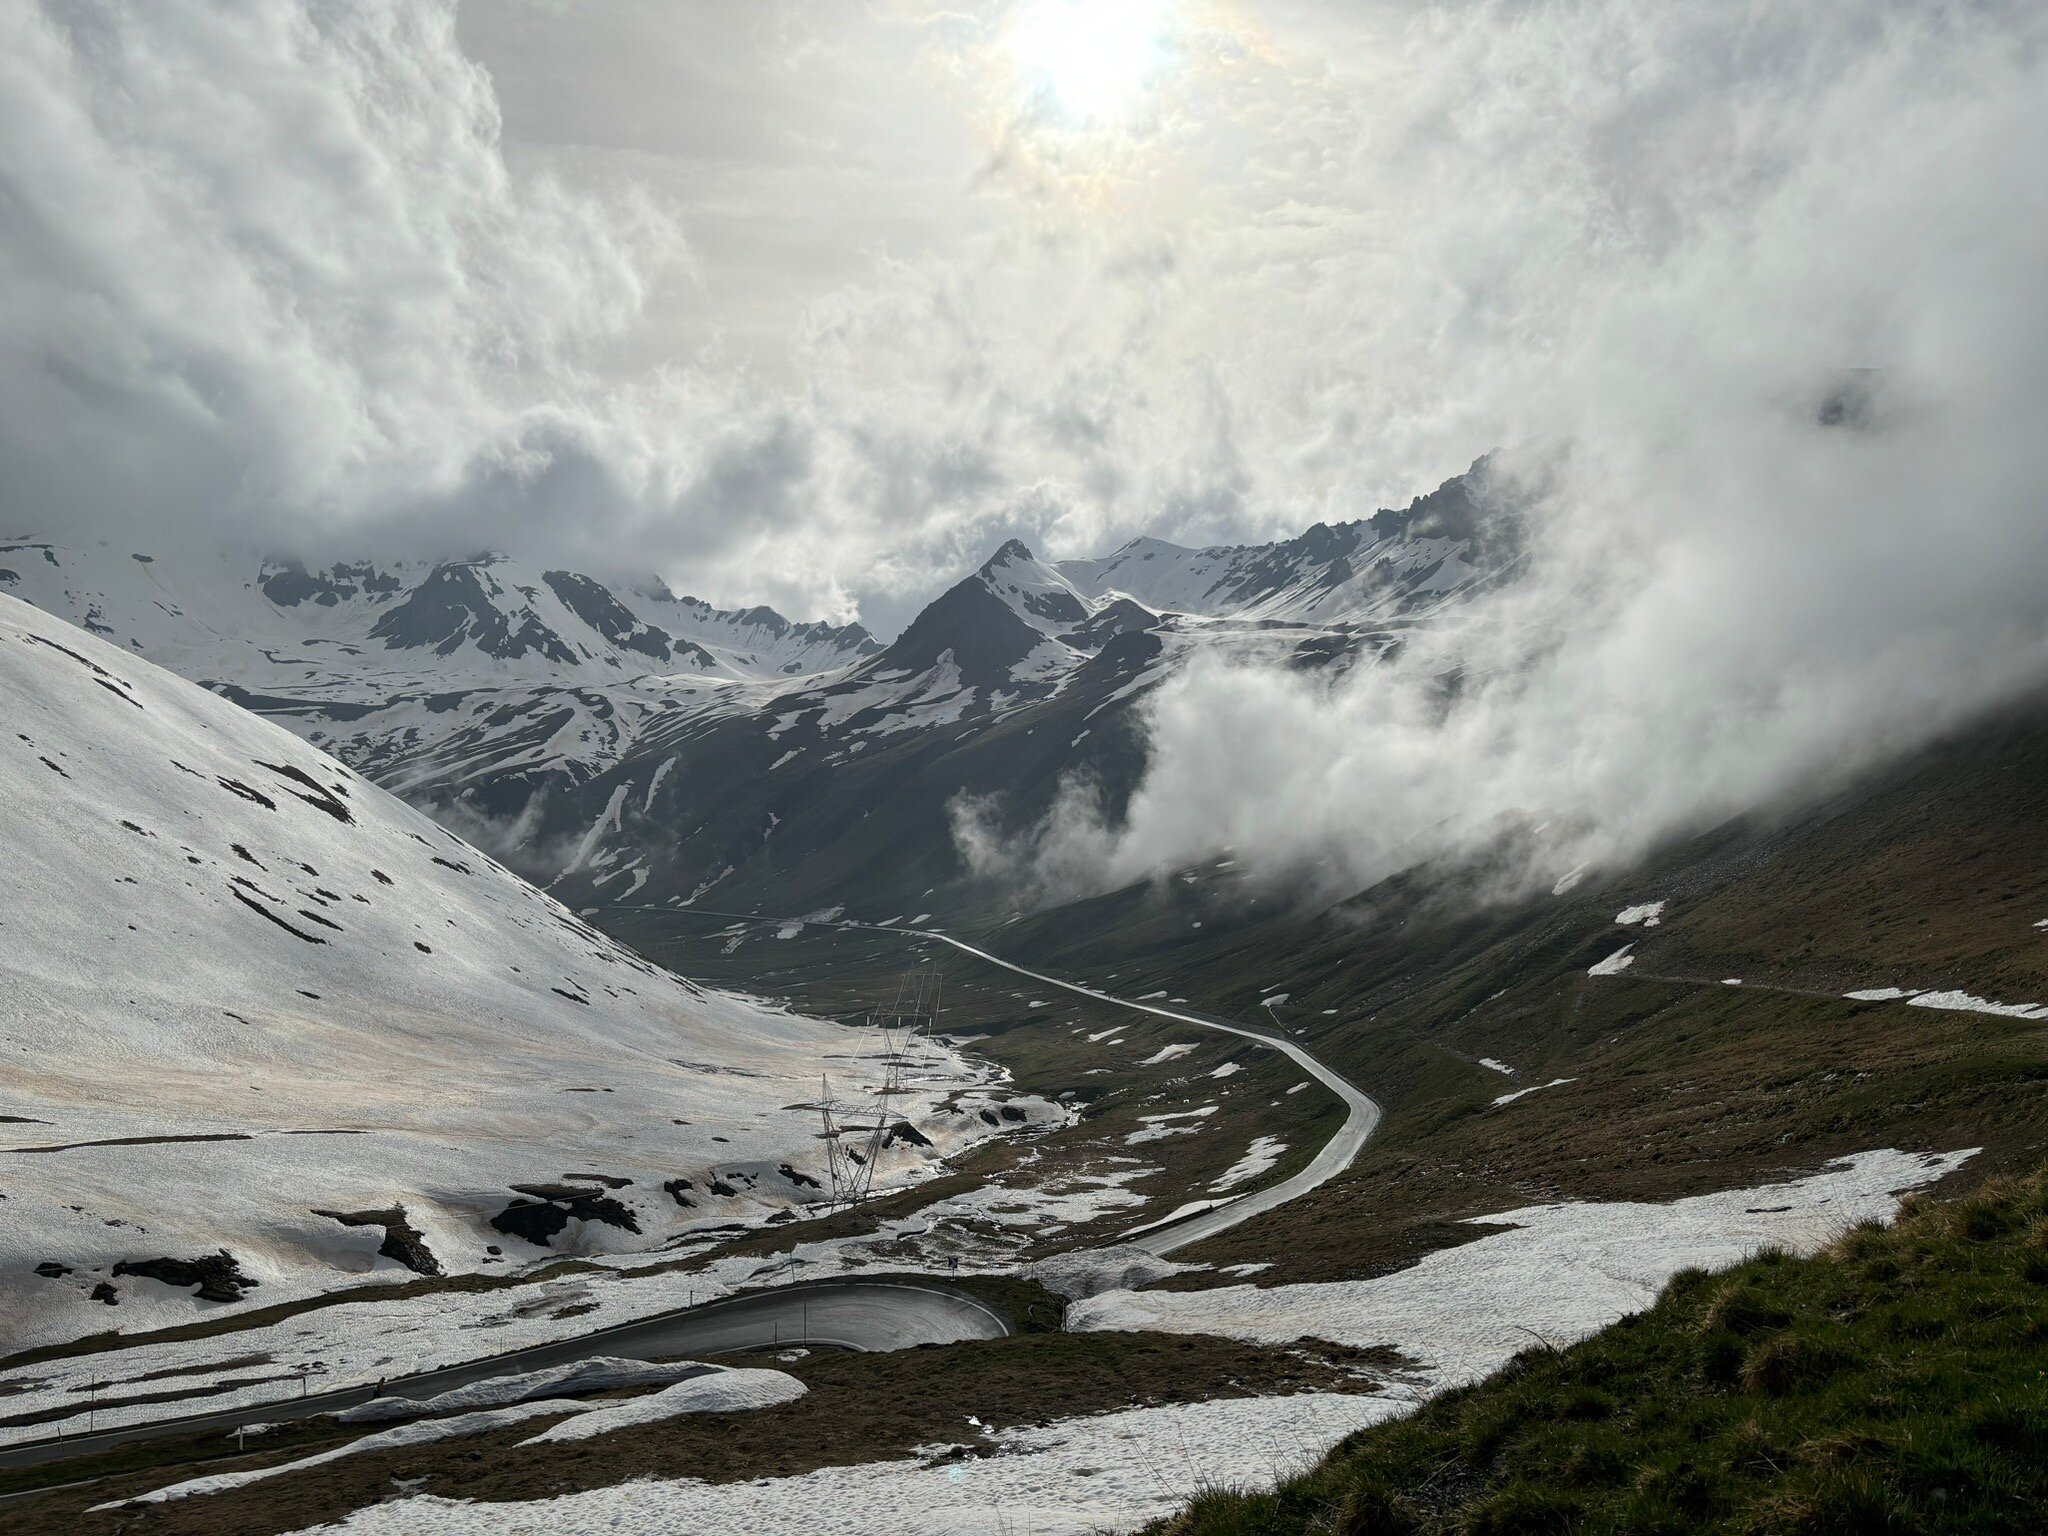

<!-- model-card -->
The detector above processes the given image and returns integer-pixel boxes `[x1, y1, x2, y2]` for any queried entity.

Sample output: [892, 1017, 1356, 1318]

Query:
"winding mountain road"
[617, 906, 1384, 1256]
[888, 926, 1382, 1255]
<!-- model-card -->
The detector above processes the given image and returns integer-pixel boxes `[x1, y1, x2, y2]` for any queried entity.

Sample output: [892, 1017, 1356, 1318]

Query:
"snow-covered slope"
[0, 595, 1005, 1351]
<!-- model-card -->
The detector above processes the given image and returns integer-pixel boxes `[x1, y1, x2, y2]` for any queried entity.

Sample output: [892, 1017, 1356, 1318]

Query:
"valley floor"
[3, 908, 2021, 1533]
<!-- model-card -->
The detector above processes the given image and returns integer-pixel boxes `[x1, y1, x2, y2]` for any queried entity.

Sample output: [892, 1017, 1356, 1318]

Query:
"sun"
[1010, 0, 1173, 124]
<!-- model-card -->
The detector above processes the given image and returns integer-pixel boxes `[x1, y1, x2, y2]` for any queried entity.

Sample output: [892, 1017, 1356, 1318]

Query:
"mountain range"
[1, 456, 1522, 917]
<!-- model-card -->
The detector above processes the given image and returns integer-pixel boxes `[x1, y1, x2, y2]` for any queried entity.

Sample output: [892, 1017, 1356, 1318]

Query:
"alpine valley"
[10, 4, 2048, 1532]
[7, 454, 2048, 1536]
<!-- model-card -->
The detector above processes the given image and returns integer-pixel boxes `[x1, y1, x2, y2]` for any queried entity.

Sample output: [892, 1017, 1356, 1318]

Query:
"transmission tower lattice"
[814, 968, 943, 1210]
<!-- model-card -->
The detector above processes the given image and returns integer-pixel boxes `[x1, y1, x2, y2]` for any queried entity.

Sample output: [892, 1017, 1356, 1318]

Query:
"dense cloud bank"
[988, 0, 2048, 899]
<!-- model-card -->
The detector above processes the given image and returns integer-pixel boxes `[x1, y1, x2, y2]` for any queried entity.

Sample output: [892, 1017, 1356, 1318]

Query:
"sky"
[5, 0, 2048, 897]
[0, 0, 1788, 634]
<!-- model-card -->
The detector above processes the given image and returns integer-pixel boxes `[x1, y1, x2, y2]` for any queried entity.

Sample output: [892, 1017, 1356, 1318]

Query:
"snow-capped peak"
[1055, 456, 1519, 623]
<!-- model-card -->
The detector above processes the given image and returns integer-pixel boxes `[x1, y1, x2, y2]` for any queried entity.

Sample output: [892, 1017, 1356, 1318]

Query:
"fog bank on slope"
[995, 1, 2048, 902]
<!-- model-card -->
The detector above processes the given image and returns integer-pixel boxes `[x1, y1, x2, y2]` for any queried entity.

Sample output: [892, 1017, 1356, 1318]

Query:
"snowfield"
[0, 595, 998, 1349]
[279, 1391, 1398, 1536]
[1071, 1149, 1973, 1393]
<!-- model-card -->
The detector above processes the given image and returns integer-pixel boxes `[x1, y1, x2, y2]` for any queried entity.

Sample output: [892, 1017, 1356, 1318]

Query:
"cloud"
[0, 1, 669, 533]
[0, 0, 1484, 629]
[5, 0, 2044, 761]
[991, 0, 2048, 901]
[0, 1, 1253, 628]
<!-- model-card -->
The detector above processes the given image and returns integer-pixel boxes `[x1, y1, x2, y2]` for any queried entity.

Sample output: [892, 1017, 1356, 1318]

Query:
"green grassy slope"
[1156, 1165, 2048, 1536]
[957, 697, 2048, 1284]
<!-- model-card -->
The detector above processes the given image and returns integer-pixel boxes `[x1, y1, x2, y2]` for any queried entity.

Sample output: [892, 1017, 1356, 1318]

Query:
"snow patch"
[1909, 990, 2048, 1021]
[1024, 1245, 1190, 1300]
[1845, 986, 2048, 1018]
[1587, 944, 1636, 976]
[1212, 1136, 1286, 1192]
[523, 1368, 806, 1443]
[1492, 1077, 1575, 1107]
[338, 1358, 708, 1425]
[642, 755, 677, 811]
[1123, 1105, 1218, 1145]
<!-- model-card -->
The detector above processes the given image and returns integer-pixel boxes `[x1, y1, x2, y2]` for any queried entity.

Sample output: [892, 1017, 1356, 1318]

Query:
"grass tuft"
[1701, 1280, 1793, 1337]
[1754, 1466, 1919, 1536]
[1739, 1330, 1856, 1397]
[1332, 1479, 1420, 1535]
[1459, 1484, 1586, 1535]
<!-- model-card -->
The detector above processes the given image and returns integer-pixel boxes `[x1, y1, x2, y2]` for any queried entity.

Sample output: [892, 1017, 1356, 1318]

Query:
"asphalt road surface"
[0, 1278, 1005, 1473]
[607, 905, 1385, 1257]
[890, 928, 1382, 1255]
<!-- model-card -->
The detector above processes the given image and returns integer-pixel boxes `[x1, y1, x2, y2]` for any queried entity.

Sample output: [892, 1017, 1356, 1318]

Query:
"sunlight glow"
[1011, 0, 1172, 124]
